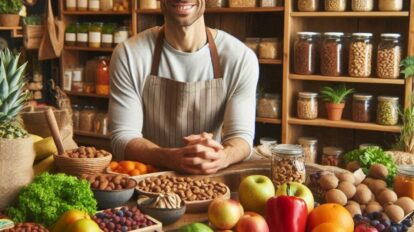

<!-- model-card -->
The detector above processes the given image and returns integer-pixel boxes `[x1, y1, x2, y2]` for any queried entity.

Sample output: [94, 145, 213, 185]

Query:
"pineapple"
[0, 48, 29, 139]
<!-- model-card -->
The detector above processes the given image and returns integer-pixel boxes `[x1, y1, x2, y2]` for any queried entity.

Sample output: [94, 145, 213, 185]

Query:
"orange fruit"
[119, 161, 135, 172]
[129, 169, 141, 176]
[109, 161, 118, 170]
[307, 203, 354, 232]
[312, 223, 347, 232]
[135, 162, 148, 174]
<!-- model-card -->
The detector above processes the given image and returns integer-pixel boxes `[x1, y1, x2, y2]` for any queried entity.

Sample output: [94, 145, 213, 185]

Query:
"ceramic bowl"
[136, 197, 186, 225]
[92, 179, 137, 210]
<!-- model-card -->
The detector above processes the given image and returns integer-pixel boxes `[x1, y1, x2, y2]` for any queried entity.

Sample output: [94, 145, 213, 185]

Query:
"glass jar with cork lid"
[377, 33, 402, 79]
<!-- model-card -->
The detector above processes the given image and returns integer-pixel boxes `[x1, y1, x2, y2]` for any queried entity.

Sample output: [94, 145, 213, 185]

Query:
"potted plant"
[320, 84, 354, 121]
[0, 48, 35, 211]
[0, 0, 23, 27]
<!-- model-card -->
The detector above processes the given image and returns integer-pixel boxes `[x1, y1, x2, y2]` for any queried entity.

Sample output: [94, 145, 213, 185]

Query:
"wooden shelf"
[0, 26, 23, 38]
[259, 59, 282, 65]
[74, 130, 111, 139]
[64, 46, 114, 52]
[256, 117, 281, 124]
[137, 7, 284, 14]
[0, 26, 22, 30]
[65, 91, 109, 99]
[288, 118, 401, 133]
[290, 11, 409, 18]
[63, 10, 130, 15]
[289, 74, 406, 85]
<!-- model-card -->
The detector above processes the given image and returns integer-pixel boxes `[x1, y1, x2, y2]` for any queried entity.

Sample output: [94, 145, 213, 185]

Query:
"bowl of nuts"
[53, 146, 112, 176]
[81, 174, 137, 210]
[137, 193, 186, 225]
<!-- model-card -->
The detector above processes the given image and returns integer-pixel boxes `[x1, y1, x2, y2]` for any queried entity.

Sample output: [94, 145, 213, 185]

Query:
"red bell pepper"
[266, 183, 308, 232]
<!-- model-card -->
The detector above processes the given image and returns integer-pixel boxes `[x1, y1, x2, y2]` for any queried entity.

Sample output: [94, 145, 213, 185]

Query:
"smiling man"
[109, 0, 259, 174]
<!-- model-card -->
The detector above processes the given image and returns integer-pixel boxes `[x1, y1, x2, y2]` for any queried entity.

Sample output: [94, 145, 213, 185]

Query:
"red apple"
[235, 212, 269, 232]
[275, 182, 314, 213]
[208, 198, 244, 230]
[238, 175, 275, 214]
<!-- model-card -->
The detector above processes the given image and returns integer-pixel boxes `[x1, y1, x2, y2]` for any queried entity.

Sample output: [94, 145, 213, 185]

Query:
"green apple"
[238, 175, 275, 215]
[275, 182, 314, 213]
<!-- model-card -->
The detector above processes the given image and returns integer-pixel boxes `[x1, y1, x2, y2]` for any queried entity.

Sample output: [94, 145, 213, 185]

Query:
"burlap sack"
[0, 137, 35, 210]
[20, 106, 77, 150]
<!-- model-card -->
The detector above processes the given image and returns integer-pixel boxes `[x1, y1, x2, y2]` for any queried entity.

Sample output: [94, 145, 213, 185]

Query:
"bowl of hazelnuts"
[53, 146, 112, 176]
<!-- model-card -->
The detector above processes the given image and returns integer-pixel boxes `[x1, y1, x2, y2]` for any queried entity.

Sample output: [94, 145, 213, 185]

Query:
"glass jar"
[140, 0, 158, 9]
[324, 0, 346, 11]
[79, 105, 96, 132]
[359, 144, 380, 149]
[298, 0, 319, 11]
[63, 68, 73, 91]
[270, 144, 306, 187]
[96, 56, 110, 95]
[260, 0, 276, 7]
[71, 67, 84, 92]
[114, 26, 129, 44]
[377, 96, 399, 126]
[294, 32, 319, 75]
[88, 0, 100, 11]
[352, 94, 373, 122]
[257, 93, 281, 119]
[298, 137, 318, 164]
[377, 33, 402, 79]
[349, 33, 373, 77]
[352, 0, 373, 12]
[101, 23, 116, 48]
[394, 165, 414, 199]
[94, 113, 109, 135]
[114, 0, 130, 11]
[100, 0, 113, 10]
[379, 0, 403, 11]
[321, 32, 345, 76]
[77, 22, 90, 47]
[65, 23, 77, 46]
[297, 92, 318, 119]
[72, 104, 81, 130]
[245, 38, 260, 56]
[66, 0, 77, 11]
[89, 22, 103, 48]
[322, 146, 344, 166]
[260, 137, 277, 146]
[229, 0, 256, 7]
[259, 38, 281, 59]
[77, 0, 88, 10]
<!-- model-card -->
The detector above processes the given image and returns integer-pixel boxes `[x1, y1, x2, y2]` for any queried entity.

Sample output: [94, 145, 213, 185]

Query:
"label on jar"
[89, 32, 101, 43]
[63, 70, 72, 91]
[102, 34, 113, 43]
[72, 70, 83, 82]
[65, 32, 76, 42]
[77, 33, 88, 42]
[77, 0, 87, 8]
[114, 31, 128, 44]
[66, 0, 76, 8]
[89, 0, 100, 10]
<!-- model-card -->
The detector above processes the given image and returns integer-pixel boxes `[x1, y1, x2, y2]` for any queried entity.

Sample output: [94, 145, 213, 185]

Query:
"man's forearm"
[222, 137, 251, 166]
[124, 138, 171, 168]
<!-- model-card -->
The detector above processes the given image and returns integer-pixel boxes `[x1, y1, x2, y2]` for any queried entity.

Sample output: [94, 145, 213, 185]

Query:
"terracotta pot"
[0, 14, 20, 27]
[326, 102, 345, 121]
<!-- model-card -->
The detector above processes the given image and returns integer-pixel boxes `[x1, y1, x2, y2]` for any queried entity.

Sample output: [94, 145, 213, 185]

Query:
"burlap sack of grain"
[0, 136, 35, 210]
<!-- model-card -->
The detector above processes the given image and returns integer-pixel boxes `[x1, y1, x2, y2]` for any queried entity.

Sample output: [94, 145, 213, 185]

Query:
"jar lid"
[298, 137, 318, 145]
[353, 94, 373, 101]
[297, 32, 320, 37]
[299, 92, 318, 98]
[398, 165, 414, 176]
[271, 144, 303, 155]
[324, 32, 344, 37]
[352, 33, 373, 38]
[322, 146, 343, 156]
[378, 96, 399, 102]
[381, 33, 401, 38]
[260, 137, 277, 146]
[359, 144, 380, 149]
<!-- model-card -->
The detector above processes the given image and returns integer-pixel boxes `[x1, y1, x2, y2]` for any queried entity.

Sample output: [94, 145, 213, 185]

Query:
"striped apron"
[142, 27, 227, 148]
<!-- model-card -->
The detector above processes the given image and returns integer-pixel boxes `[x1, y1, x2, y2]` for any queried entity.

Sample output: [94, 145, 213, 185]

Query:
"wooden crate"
[23, 25, 44, 50]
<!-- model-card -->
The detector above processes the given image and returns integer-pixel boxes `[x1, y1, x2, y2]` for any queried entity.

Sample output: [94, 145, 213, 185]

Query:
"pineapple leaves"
[8, 62, 27, 87]
[6, 53, 21, 80]
[320, 84, 354, 104]
[0, 62, 9, 101]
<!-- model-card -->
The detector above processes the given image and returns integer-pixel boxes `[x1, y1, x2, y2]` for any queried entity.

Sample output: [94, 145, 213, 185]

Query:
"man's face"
[160, 0, 205, 27]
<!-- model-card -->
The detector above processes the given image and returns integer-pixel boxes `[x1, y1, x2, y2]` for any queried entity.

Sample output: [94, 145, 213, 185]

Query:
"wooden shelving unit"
[136, 7, 284, 14]
[0, 26, 23, 38]
[256, 117, 281, 125]
[289, 74, 406, 85]
[290, 11, 409, 18]
[63, 10, 130, 15]
[259, 59, 282, 65]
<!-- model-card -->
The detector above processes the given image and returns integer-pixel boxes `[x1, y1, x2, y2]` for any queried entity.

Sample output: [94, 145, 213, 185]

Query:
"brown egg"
[366, 201, 383, 214]
[336, 172, 356, 184]
[368, 179, 387, 195]
[347, 160, 361, 172]
[384, 204, 405, 223]
[368, 164, 388, 180]
[377, 189, 398, 205]
[353, 184, 372, 204]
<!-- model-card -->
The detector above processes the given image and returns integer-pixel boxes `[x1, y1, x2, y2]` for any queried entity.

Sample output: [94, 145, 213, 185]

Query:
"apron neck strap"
[150, 26, 222, 79]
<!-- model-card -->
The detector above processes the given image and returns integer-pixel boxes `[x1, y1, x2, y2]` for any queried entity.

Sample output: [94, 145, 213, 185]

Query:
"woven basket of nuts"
[54, 146, 112, 177]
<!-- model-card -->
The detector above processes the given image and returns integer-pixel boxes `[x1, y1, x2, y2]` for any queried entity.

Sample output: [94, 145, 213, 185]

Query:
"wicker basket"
[53, 153, 112, 177]
[23, 25, 45, 50]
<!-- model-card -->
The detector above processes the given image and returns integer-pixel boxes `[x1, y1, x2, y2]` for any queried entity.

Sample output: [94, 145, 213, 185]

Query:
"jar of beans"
[349, 33, 373, 77]
[297, 0, 319, 11]
[297, 92, 318, 119]
[377, 96, 399, 126]
[324, 0, 346, 11]
[352, 0, 373, 12]
[352, 94, 373, 122]
[321, 32, 345, 76]
[270, 144, 305, 187]
[322, 146, 343, 166]
[298, 137, 318, 164]
[379, 0, 403, 11]
[294, 32, 319, 75]
[377, 33, 402, 79]
[257, 93, 281, 118]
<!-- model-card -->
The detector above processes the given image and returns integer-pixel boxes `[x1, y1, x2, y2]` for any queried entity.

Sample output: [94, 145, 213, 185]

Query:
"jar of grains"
[77, 0, 87, 10]
[270, 144, 305, 187]
[245, 38, 261, 56]
[259, 38, 281, 59]
[377, 33, 402, 79]
[260, 0, 276, 7]
[100, 0, 113, 11]
[297, 0, 319, 11]
[65, 23, 77, 46]
[94, 112, 109, 135]
[206, 0, 227, 7]
[377, 96, 399, 126]
[89, 22, 103, 48]
[352, 94, 373, 122]
[324, 0, 346, 11]
[229, 0, 256, 7]
[79, 105, 96, 132]
[352, 0, 373, 11]
[257, 93, 281, 118]
[321, 32, 345, 76]
[349, 33, 373, 77]
[294, 32, 319, 75]
[88, 0, 100, 11]
[297, 92, 318, 119]
[298, 137, 318, 164]
[140, 0, 158, 9]
[66, 0, 76, 11]
[77, 22, 90, 47]
[322, 146, 344, 166]
[379, 0, 403, 11]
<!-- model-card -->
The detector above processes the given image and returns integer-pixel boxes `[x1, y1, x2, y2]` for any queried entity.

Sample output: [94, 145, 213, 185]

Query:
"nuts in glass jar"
[352, 0, 373, 11]
[377, 34, 402, 79]
[257, 93, 281, 118]
[352, 94, 373, 122]
[297, 92, 318, 119]
[325, 0, 346, 11]
[298, 0, 319, 11]
[349, 33, 373, 77]
[271, 144, 306, 187]
[321, 32, 345, 76]
[322, 146, 344, 166]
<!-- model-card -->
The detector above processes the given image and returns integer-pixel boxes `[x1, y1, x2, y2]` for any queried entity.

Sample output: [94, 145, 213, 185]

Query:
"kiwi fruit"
[395, 197, 414, 215]
[368, 179, 387, 195]
[325, 189, 348, 206]
[347, 160, 361, 172]
[345, 204, 362, 217]
[347, 200, 360, 207]
[366, 201, 383, 214]
[384, 204, 405, 223]
[362, 177, 375, 186]
[336, 172, 356, 184]
[319, 174, 339, 190]
[368, 164, 388, 180]
[353, 184, 372, 204]
[360, 204, 366, 211]
[338, 181, 357, 199]
[377, 189, 398, 205]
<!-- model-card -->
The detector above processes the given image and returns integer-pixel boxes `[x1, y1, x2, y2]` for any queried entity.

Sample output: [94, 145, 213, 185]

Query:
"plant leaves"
[0, 62, 8, 101]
